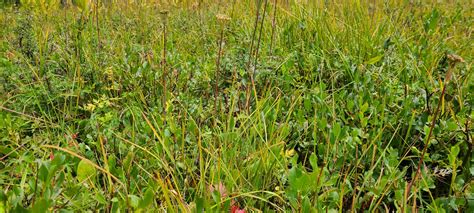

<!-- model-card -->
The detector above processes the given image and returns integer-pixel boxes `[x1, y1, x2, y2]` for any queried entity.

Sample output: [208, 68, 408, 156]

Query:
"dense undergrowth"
[0, 0, 473, 212]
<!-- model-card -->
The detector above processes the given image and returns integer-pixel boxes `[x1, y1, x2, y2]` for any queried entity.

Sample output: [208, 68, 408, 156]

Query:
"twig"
[404, 54, 464, 208]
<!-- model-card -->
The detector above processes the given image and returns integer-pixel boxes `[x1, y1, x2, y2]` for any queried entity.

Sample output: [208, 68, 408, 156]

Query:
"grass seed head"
[160, 10, 169, 23]
[216, 13, 231, 23]
[447, 53, 465, 65]
[446, 53, 465, 81]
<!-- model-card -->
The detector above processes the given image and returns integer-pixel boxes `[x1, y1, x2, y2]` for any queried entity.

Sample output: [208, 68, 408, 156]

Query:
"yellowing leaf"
[77, 159, 96, 183]
[73, 0, 91, 11]
[366, 55, 384, 65]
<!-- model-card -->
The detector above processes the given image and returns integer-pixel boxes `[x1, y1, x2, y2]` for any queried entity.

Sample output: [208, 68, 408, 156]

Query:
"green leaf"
[0, 191, 5, 213]
[138, 188, 154, 209]
[366, 55, 384, 65]
[449, 197, 459, 211]
[211, 187, 221, 203]
[30, 198, 51, 213]
[38, 163, 49, 183]
[304, 98, 311, 111]
[360, 102, 369, 113]
[302, 196, 312, 212]
[51, 153, 66, 166]
[395, 189, 404, 201]
[318, 118, 327, 129]
[128, 195, 140, 209]
[76, 159, 96, 183]
[446, 121, 458, 131]
[451, 145, 460, 158]
[196, 197, 205, 212]
[333, 122, 341, 139]
[309, 153, 318, 170]
[96, 193, 107, 204]
[449, 144, 460, 166]
[424, 9, 440, 33]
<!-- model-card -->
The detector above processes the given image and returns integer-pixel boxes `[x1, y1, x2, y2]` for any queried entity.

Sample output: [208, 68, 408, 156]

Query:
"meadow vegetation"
[0, 0, 473, 212]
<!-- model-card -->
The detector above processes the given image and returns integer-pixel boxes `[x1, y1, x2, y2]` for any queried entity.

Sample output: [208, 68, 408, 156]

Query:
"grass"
[0, 0, 473, 212]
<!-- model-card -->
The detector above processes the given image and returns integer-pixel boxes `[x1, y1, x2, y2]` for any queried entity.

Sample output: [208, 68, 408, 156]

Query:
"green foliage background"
[0, 0, 472, 211]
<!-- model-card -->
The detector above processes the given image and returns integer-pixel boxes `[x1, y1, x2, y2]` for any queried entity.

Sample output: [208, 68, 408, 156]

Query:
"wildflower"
[208, 182, 246, 212]
[104, 67, 114, 81]
[84, 103, 96, 112]
[285, 149, 295, 158]
[231, 205, 245, 213]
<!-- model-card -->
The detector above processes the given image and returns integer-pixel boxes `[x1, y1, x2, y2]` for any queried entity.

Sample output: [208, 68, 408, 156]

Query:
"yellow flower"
[104, 67, 114, 81]
[285, 149, 295, 158]
[84, 103, 96, 112]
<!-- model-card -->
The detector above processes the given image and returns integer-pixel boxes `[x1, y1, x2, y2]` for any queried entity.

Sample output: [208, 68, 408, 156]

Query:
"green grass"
[0, 0, 473, 212]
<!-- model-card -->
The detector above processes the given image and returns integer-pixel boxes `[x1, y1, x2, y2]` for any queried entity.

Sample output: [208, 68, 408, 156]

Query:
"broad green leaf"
[196, 197, 205, 212]
[39, 163, 49, 183]
[30, 198, 51, 213]
[138, 188, 154, 209]
[450, 145, 460, 158]
[128, 195, 140, 209]
[446, 121, 458, 131]
[360, 102, 369, 113]
[76, 159, 96, 183]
